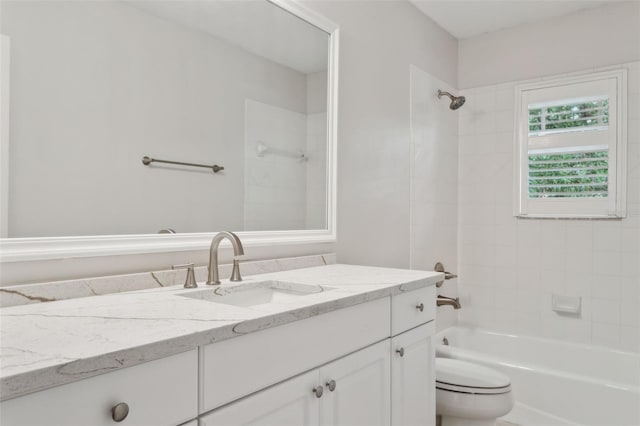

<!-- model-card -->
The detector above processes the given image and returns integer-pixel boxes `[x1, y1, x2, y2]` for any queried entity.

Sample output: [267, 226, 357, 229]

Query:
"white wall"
[410, 66, 459, 331]
[1, 0, 307, 237]
[456, 61, 640, 352]
[459, 1, 640, 89]
[305, 0, 458, 268]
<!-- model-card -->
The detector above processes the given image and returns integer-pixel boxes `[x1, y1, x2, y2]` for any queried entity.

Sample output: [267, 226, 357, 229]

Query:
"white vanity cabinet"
[200, 298, 391, 412]
[200, 341, 391, 426]
[0, 284, 436, 426]
[200, 286, 436, 426]
[0, 349, 198, 426]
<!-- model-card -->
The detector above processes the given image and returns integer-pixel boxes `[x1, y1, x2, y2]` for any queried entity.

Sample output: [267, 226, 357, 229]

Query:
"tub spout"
[437, 295, 461, 309]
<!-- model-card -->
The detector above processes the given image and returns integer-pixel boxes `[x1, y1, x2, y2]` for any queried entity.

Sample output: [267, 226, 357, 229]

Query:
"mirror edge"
[0, 0, 339, 264]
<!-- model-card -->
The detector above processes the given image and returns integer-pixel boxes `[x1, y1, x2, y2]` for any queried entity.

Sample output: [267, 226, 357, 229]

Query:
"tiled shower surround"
[456, 62, 640, 352]
[410, 66, 459, 332]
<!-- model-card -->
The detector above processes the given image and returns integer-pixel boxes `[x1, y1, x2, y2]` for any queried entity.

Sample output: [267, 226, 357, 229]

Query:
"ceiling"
[410, 0, 623, 39]
[125, 1, 329, 74]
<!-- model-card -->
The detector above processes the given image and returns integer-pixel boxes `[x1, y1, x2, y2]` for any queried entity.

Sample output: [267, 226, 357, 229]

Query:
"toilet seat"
[436, 381, 511, 395]
[436, 358, 511, 395]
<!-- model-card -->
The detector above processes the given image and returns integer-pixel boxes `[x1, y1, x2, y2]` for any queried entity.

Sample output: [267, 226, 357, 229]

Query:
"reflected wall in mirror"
[0, 0, 331, 238]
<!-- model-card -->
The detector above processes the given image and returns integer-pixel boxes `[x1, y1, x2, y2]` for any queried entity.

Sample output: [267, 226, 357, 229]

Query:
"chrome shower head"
[437, 90, 466, 110]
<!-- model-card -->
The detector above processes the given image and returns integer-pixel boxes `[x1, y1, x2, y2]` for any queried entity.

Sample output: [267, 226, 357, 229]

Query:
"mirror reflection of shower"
[437, 89, 466, 110]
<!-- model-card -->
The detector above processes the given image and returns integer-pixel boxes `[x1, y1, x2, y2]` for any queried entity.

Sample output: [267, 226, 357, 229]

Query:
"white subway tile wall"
[457, 62, 640, 352]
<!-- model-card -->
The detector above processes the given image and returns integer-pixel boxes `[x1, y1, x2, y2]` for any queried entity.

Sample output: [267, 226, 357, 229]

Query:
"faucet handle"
[230, 259, 243, 282]
[172, 263, 198, 288]
[434, 262, 458, 288]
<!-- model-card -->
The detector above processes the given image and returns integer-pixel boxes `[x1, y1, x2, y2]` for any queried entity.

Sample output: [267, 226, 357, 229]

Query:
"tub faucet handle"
[434, 262, 457, 288]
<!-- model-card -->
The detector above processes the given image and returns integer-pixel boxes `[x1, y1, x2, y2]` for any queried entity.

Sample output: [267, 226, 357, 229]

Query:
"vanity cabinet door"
[199, 370, 320, 426]
[319, 340, 391, 426]
[391, 322, 435, 426]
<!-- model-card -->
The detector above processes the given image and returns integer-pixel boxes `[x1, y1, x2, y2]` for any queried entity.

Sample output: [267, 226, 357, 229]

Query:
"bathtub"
[435, 326, 640, 426]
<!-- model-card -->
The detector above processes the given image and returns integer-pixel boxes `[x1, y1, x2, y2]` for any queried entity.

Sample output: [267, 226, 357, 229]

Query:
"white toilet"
[435, 358, 514, 426]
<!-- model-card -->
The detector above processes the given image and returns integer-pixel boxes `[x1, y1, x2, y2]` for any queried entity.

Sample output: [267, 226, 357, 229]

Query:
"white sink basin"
[178, 280, 331, 308]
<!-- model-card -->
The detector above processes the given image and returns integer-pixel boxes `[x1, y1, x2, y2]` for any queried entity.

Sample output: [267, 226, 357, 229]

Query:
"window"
[514, 70, 627, 218]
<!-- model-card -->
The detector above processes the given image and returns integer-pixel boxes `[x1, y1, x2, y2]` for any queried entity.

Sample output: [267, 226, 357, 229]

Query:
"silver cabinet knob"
[111, 402, 129, 422]
[325, 380, 336, 392]
[313, 386, 324, 398]
[396, 347, 405, 357]
[416, 303, 424, 312]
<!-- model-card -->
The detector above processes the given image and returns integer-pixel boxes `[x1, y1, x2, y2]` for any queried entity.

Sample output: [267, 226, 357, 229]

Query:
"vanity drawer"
[391, 285, 435, 336]
[0, 350, 198, 426]
[201, 297, 391, 412]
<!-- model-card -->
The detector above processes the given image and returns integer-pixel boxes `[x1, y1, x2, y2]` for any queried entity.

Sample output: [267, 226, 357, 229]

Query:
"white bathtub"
[435, 326, 640, 426]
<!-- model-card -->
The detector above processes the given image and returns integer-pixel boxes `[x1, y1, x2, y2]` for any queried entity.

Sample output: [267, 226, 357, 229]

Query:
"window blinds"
[528, 149, 608, 198]
[528, 97, 609, 135]
[527, 96, 610, 199]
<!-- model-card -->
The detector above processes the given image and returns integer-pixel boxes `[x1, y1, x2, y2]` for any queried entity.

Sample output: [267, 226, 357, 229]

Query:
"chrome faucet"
[207, 231, 244, 285]
[437, 294, 461, 309]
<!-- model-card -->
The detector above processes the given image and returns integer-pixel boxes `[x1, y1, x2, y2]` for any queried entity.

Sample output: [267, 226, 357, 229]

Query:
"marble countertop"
[0, 264, 441, 401]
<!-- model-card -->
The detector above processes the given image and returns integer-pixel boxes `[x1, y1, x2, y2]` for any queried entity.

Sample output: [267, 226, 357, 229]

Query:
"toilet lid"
[436, 358, 510, 389]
